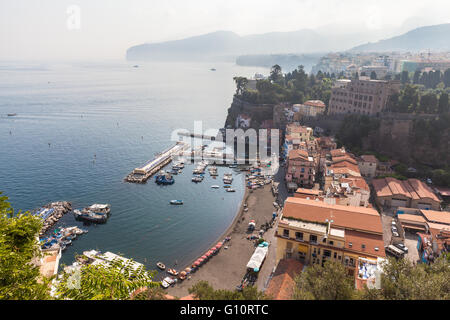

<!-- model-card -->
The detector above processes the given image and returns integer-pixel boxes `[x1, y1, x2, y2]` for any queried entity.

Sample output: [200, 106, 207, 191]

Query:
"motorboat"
[74, 209, 108, 223]
[161, 276, 175, 288]
[223, 185, 232, 188]
[226, 188, 236, 192]
[211, 185, 220, 189]
[156, 262, 166, 270]
[170, 200, 183, 205]
[155, 171, 175, 185]
[167, 268, 179, 276]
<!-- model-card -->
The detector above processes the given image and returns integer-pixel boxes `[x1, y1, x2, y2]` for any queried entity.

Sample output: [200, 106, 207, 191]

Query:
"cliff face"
[225, 97, 275, 129]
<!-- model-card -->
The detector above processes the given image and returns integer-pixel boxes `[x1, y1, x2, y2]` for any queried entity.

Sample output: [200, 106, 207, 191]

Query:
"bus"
[385, 245, 405, 258]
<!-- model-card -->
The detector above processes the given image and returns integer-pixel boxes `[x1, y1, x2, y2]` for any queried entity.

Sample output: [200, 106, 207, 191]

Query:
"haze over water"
[0, 60, 269, 273]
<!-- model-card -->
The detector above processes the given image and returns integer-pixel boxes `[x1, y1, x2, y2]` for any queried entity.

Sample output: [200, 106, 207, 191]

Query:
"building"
[372, 177, 442, 210]
[357, 155, 378, 178]
[235, 114, 252, 129]
[328, 78, 400, 116]
[275, 198, 385, 281]
[360, 65, 388, 79]
[265, 259, 304, 300]
[293, 100, 326, 117]
[285, 149, 316, 189]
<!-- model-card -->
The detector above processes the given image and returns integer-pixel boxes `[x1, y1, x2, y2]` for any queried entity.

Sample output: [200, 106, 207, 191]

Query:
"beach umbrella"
[207, 250, 214, 255]
[201, 255, 207, 260]
[185, 267, 191, 273]
[254, 268, 259, 272]
[205, 252, 212, 257]
[193, 261, 201, 266]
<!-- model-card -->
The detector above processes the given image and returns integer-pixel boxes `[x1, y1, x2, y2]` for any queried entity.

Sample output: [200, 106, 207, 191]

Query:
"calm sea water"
[0, 60, 268, 274]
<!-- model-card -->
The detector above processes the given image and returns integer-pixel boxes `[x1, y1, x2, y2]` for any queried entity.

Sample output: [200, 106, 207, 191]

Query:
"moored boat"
[170, 200, 183, 205]
[167, 268, 178, 276]
[226, 188, 236, 192]
[156, 262, 166, 270]
[211, 185, 220, 189]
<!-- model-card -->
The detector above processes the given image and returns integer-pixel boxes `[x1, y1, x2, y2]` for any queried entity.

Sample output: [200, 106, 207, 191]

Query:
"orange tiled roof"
[360, 155, 378, 163]
[265, 259, 303, 300]
[407, 179, 441, 202]
[282, 197, 383, 234]
[295, 188, 322, 196]
[288, 149, 309, 161]
[304, 100, 326, 108]
[372, 178, 441, 203]
[344, 229, 386, 258]
[420, 210, 450, 225]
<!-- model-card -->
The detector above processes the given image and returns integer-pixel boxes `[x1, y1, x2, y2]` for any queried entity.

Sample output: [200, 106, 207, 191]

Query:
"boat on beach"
[161, 276, 175, 288]
[167, 268, 178, 276]
[170, 200, 183, 205]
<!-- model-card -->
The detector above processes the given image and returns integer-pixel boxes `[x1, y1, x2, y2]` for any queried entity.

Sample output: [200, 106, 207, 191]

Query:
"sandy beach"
[167, 183, 279, 297]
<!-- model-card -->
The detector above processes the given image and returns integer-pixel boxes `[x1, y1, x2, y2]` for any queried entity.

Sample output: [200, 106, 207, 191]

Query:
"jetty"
[125, 142, 189, 183]
[32, 201, 72, 236]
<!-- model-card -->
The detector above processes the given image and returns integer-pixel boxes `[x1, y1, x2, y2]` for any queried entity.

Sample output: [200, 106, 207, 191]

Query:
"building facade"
[328, 78, 400, 116]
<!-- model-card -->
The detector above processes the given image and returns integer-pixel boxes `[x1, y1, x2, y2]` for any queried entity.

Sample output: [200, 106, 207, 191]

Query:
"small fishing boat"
[161, 276, 175, 288]
[74, 209, 108, 223]
[223, 185, 232, 188]
[7, 113, 17, 117]
[155, 171, 175, 185]
[226, 188, 236, 192]
[167, 268, 178, 276]
[170, 200, 183, 205]
[211, 185, 220, 189]
[210, 68, 216, 71]
[156, 262, 166, 270]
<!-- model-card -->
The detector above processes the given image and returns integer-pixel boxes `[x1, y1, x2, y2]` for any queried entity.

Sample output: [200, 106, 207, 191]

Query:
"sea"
[0, 60, 269, 275]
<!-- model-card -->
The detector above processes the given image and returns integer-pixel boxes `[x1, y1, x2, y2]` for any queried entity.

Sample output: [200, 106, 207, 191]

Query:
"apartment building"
[328, 78, 400, 116]
[275, 198, 385, 280]
[285, 149, 316, 189]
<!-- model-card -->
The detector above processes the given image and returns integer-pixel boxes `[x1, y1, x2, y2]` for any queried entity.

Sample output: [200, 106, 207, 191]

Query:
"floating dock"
[125, 142, 189, 183]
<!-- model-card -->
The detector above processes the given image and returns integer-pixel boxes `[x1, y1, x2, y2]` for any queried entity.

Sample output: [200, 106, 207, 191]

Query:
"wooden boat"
[156, 262, 166, 270]
[167, 268, 178, 276]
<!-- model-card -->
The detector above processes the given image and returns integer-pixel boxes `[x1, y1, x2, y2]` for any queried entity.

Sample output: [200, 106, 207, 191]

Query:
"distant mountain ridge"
[126, 29, 382, 61]
[350, 23, 450, 52]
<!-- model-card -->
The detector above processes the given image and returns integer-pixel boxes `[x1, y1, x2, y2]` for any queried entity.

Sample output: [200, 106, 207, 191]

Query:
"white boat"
[226, 188, 236, 192]
[161, 276, 175, 289]
[211, 185, 220, 189]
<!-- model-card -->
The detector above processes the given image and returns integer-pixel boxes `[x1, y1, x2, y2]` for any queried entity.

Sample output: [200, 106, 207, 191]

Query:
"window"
[361, 244, 366, 250]
[310, 235, 317, 244]
[329, 240, 334, 246]
[295, 232, 303, 241]
[334, 252, 337, 259]
[283, 229, 289, 238]
[323, 250, 331, 257]
[348, 242, 352, 248]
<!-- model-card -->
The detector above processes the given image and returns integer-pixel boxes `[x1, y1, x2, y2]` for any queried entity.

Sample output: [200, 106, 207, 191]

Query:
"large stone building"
[275, 198, 385, 285]
[372, 177, 442, 210]
[328, 78, 401, 116]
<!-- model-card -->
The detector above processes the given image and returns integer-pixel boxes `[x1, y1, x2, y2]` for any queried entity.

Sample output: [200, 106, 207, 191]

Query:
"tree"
[269, 64, 282, 83]
[293, 261, 355, 300]
[55, 256, 160, 300]
[400, 70, 410, 84]
[233, 76, 248, 96]
[0, 192, 52, 300]
[419, 92, 438, 113]
[438, 92, 449, 114]
[443, 68, 450, 88]
[413, 70, 421, 84]
[360, 256, 450, 300]
[188, 280, 268, 300]
[131, 286, 169, 300]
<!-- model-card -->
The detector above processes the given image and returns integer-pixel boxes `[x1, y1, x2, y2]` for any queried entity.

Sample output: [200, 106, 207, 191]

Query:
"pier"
[177, 132, 217, 140]
[125, 142, 189, 183]
[32, 201, 73, 236]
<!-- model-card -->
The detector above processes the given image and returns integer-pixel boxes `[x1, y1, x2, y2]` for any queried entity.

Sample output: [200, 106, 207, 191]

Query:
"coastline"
[167, 181, 278, 297]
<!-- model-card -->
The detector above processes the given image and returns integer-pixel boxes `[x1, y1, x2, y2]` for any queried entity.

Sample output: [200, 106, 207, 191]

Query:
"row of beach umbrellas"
[191, 241, 224, 268]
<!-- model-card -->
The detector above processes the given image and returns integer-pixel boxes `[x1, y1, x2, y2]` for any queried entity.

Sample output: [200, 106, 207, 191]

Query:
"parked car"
[392, 231, 400, 238]
[391, 220, 397, 226]
[394, 243, 409, 253]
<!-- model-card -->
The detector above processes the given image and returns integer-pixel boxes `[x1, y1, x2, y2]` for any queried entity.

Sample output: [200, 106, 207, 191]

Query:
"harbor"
[32, 201, 73, 236]
[125, 141, 189, 183]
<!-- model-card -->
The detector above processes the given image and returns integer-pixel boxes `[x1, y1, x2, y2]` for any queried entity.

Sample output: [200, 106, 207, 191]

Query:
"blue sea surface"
[0, 60, 268, 274]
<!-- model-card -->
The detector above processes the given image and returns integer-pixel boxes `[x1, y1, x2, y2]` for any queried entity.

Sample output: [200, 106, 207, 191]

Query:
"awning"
[246, 246, 269, 270]
[298, 244, 308, 254]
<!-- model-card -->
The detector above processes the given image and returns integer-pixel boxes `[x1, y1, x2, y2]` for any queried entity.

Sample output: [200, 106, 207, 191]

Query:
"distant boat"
[157, 262, 166, 270]
[7, 113, 17, 117]
[170, 200, 183, 205]
[133, 65, 139, 68]
[226, 188, 236, 192]
[210, 68, 216, 71]
[211, 185, 220, 189]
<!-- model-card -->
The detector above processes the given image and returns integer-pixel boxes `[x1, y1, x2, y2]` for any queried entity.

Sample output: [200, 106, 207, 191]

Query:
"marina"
[125, 141, 189, 183]
[32, 202, 73, 236]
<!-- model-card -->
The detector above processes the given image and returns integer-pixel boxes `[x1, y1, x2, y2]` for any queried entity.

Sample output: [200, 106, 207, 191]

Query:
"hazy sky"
[1, 0, 449, 61]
